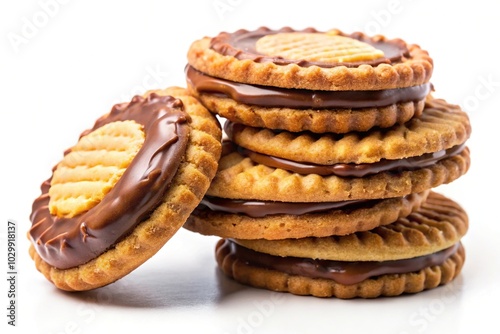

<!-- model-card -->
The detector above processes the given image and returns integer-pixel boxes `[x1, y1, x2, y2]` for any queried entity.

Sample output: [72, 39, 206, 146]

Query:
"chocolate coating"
[29, 94, 190, 269]
[223, 239, 461, 285]
[210, 27, 410, 68]
[186, 65, 431, 109]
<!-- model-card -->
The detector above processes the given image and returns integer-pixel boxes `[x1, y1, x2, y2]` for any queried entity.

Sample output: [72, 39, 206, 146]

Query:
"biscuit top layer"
[210, 27, 408, 68]
[188, 27, 433, 90]
[30, 94, 190, 269]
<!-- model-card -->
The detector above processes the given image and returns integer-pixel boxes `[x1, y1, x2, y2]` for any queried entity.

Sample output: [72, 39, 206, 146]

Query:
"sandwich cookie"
[187, 27, 434, 133]
[216, 192, 467, 298]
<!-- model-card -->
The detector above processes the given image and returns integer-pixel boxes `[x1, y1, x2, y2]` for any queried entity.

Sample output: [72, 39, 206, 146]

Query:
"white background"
[1, 0, 499, 333]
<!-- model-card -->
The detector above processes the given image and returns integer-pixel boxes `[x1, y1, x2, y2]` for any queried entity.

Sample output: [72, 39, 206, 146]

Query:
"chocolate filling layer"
[210, 27, 410, 68]
[238, 144, 465, 177]
[30, 94, 190, 269]
[186, 65, 430, 109]
[198, 196, 376, 218]
[223, 239, 461, 285]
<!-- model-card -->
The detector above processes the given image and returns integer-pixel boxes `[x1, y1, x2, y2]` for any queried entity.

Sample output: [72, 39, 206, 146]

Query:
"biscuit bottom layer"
[220, 239, 461, 285]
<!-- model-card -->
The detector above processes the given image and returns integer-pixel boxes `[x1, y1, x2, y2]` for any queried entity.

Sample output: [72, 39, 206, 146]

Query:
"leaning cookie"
[216, 192, 467, 298]
[28, 87, 222, 291]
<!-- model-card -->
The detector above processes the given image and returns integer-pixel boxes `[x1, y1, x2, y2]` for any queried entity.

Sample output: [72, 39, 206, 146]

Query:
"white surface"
[1, 1, 499, 333]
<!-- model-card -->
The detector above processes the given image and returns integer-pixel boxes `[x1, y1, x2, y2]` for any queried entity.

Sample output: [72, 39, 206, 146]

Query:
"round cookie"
[28, 87, 222, 291]
[184, 191, 429, 239]
[187, 27, 433, 91]
[186, 65, 429, 134]
[216, 192, 467, 298]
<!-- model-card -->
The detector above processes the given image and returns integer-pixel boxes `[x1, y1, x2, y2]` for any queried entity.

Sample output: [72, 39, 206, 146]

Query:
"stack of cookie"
[184, 27, 471, 298]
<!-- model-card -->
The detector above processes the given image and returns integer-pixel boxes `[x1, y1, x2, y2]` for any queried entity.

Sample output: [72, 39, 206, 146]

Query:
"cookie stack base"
[216, 239, 465, 299]
[213, 191, 468, 299]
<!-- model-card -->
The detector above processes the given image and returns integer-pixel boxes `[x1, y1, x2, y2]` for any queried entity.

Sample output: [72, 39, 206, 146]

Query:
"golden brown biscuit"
[187, 27, 433, 91]
[28, 87, 222, 291]
[184, 192, 429, 239]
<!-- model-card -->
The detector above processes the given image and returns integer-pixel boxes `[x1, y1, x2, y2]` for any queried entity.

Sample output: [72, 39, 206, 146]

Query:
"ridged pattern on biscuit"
[187, 35, 433, 91]
[216, 238, 465, 298]
[30, 87, 222, 291]
[185, 192, 429, 239]
[207, 147, 470, 202]
[49, 121, 145, 217]
[228, 98, 471, 164]
[234, 192, 468, 261]
[192, 89, 424, 134]
[255, 33, 385, 63]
